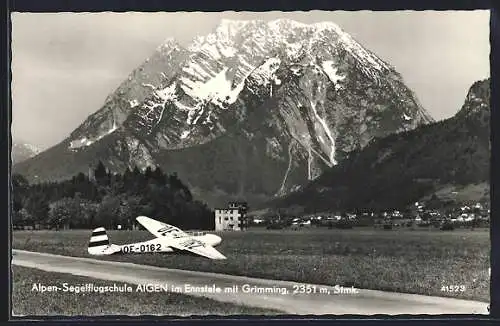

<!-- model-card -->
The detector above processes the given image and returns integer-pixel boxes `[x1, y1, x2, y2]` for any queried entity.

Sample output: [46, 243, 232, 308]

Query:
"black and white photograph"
[10, 10, 490, 316]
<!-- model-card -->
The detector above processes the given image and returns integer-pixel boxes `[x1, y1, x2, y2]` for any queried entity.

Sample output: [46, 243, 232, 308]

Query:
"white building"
[215, 208, 242, 231]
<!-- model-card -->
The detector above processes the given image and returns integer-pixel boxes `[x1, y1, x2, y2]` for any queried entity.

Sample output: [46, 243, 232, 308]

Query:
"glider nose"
[206, 234, 223, 247]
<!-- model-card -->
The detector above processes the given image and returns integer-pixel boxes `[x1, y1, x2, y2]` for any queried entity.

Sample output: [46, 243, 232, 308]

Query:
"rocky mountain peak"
[457, 78, 490, 119]
[14, 18, 435, 207]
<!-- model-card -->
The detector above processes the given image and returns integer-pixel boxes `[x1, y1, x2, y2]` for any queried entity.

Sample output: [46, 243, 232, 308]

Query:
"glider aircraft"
[88, 216, 226, 259]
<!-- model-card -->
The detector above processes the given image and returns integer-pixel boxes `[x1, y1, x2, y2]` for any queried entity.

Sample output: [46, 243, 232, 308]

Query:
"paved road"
[12, 250, 488, 315]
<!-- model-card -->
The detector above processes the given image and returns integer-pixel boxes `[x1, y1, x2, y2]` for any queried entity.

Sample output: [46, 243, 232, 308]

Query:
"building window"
[224, 217, 228, 221]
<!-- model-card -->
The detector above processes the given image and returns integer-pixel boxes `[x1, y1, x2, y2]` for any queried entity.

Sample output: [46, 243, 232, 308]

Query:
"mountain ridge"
[13, 19, 434, 208]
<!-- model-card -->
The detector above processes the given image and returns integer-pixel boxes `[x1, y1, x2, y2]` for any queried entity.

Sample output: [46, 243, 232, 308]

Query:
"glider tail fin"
[88, 227, 110, 255]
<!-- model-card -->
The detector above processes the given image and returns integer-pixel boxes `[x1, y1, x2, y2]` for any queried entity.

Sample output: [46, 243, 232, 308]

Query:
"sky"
[11, 10, 490, 150]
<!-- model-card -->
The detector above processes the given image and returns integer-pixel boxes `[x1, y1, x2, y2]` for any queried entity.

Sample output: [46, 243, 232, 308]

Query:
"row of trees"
[12, 162, 215, 230]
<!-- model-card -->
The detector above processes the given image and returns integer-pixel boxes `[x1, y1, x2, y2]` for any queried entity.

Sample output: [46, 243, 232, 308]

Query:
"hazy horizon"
[11, 10, 490, 150]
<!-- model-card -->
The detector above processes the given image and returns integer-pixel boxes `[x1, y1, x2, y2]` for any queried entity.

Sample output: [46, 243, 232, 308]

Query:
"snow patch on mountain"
[129, 99, 139, 108]
[109, 119, 118, 133]
[70, 137, 90, 149]
[192, 106, 205, 125]
[180, 130, 191, 139]
[141, 83, 156, 91]
[284, 41, 304, 60]
[252, 57, 281, 87]
[307, 147, 313, 180]
[197, 40, 222, 60]
[133, 82, 178, 132]
[290, 66, 301, 76]
[321, 61, 346, 90]
[182, 63, 212, 80]
[69, 119, 118, 149]
[218, 44, 237, 58]
[185, 107, 198, 125]
[403, 113, 412, 121]
[309, 100, 337, 166]
[180, 67, 244, 109]
[277, 141, 295, 196]
[203, 111, 213, 125]
[18, 143, 40, 155]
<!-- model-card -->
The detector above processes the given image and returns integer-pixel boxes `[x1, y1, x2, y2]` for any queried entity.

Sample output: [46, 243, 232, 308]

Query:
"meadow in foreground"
[11, 266, 282, 316]
[13, 227, 490, 302]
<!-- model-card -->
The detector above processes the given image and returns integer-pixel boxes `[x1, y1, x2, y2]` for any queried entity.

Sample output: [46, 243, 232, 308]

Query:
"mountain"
[13, 19, 433, 208]
[11, 141, 40, 164]
[268, 78, 490, 213]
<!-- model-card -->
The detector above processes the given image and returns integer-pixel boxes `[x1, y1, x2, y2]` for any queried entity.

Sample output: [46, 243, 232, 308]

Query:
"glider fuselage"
[117, 234, 222, 254]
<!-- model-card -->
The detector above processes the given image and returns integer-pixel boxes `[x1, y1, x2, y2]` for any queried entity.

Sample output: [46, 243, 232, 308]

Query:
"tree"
[147, 186, 173, 220]
[118, 195, 143, 229]
[11, 158, 213, 230]
[427, 194, 442, 210]
[47, 196, 96, 229]
[80, 200, 100, 229]
[113, 194, 142, 228]
[12, 174, 28, 214]
[48, 198, 74, 230]
[94, 161, 110, 186]
[183, 200, 214, 230]
[94, 161, 107, 179]
[168, 173, 193, 201]
[132, 166, 141, 176]
[144, 166, 153, 180]
[95, 195, 121, 229]
[151, 167, 167, 185]
[12, 208, 33, 229]
[109, 173, 125, 195]
[127, 166, 148, 195]
[73, 172, 87, 184]
[123, 167, 133, 180]
[12, 174, 29, 188]
[13, 196, 23, 212]
[24, 193, 49, 228]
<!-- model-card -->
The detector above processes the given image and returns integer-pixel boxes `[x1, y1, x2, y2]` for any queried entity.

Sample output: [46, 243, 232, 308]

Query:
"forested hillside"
[269, 79, 490, 212]
[12, 162, 214, 230]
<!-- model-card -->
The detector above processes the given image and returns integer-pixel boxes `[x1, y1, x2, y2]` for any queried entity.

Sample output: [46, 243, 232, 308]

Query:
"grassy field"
[11, 265, 282, 316]
[12, 227, 490, 302]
